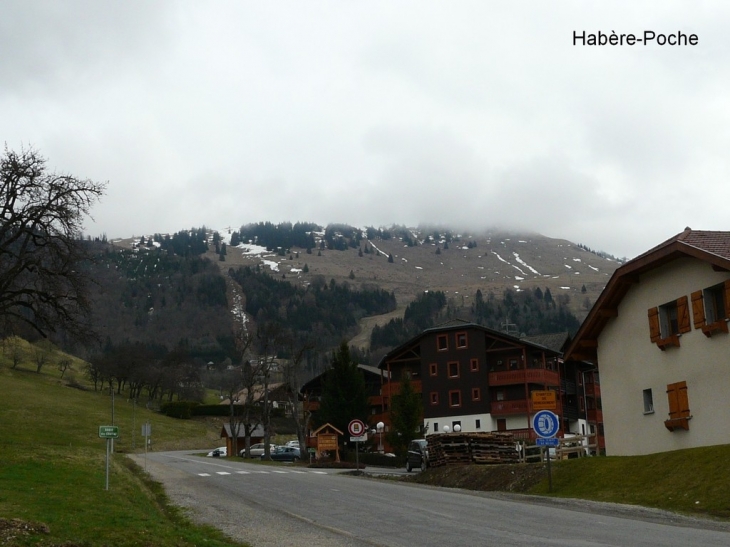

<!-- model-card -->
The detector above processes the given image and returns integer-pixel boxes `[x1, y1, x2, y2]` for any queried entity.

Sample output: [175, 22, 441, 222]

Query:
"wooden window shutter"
[676, 296, 691, 334]
[724, 280, 730, 317]
[666, 381, 690, 419]
[691, 290, 705, 329]
[648, 307, 661, 342]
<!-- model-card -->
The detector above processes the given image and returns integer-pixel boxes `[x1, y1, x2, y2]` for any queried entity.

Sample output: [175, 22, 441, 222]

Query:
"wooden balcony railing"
[489, 368, 560, 387]
[491, 399, 564, 416]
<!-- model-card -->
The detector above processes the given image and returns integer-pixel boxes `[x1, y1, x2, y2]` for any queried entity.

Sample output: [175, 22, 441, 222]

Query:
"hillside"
[108, 225, 621, 357]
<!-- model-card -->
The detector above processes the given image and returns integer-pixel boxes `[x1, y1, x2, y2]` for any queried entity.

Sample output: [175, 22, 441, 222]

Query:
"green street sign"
[99, 425, 119, 439]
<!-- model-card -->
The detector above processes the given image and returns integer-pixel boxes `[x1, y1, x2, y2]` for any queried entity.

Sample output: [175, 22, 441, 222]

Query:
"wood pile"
[426, 432, 518, 467]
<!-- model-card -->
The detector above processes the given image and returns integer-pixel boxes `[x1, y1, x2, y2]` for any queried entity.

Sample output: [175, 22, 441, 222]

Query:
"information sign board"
[531, 390, 557, 410]
[536, 437, 560, 447]
[99, 426, 119, 439]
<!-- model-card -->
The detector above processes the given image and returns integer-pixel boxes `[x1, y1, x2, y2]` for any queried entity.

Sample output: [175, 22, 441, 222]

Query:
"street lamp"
[376, 421, 384, 453]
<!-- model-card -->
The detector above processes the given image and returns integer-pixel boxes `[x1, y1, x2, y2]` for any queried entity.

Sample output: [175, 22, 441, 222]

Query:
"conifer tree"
[316, 342, 369, 436]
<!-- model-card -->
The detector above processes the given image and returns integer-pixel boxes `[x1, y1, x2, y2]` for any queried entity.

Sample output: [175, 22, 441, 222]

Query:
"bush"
[160, 401, 199, 419]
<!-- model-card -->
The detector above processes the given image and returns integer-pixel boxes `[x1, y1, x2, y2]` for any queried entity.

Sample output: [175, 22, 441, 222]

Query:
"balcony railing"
[491, 398, 564, 416]
[587, 408, 603, 422]
[489, 368, 560, 387]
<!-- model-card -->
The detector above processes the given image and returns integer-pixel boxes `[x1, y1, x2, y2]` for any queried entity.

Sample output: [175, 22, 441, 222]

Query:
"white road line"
[272, 470, 288, 474]
[310, 471, 327, 474]
[236, 471, 250, 474]
[199, 473, 211, 477]
[216, 472, 231, 475]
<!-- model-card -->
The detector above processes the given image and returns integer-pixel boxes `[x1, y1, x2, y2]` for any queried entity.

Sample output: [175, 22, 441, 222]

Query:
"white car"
[284, 440, 300, 448]
[240, 443, 276, 458]
[207, 446, 227, 457]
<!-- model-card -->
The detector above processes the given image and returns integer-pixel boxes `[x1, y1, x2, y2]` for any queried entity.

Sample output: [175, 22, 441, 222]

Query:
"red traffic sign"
[348, 419, 366, 437]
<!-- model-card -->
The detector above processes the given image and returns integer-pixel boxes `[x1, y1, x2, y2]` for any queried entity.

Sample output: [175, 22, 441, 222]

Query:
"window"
[470, 358, 479, 372]
[471, 387, 481, 401]
[448, 361, 460, 378]
[456, 331, 468, 349]
[692, 281, 730, 337]
[496, 390, 505, 401]
[497, 418, 506, 432]
[430, 391, 439, 405]
[579, 395, 585, 412]
[475, 419, 481, 429]
[434, 422, 439, 432]
[642, 388, 654, 414]
[429, 363, 438, 376]
[509, 358, 519, 370]
[449, 390, 461, 407]
[665, 381, 691, 431]
[648, 296, 690, 349]
[437, 334, 448, 351]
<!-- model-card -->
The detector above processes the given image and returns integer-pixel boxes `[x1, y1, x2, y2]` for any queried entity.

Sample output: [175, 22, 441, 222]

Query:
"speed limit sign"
[348, 419, 366, 437]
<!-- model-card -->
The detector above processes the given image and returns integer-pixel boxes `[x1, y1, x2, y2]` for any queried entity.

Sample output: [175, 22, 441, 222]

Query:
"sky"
[3, 1, 729, 259]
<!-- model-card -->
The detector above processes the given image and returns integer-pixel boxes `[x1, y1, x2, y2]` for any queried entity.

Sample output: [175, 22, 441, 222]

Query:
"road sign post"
[531, 410, 559, 492]
[348, 420, 367, 474]
[99, 425, 119, 490]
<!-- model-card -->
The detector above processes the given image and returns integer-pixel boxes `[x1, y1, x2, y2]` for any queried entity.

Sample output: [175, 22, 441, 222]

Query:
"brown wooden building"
[378, 319, 603, 450]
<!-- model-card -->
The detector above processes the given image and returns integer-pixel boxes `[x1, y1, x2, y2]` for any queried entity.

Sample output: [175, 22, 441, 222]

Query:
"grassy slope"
[0, 339, 247, 547]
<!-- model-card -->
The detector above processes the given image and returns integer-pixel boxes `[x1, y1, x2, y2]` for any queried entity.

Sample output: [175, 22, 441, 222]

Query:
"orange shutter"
[691, 290, 705, 329]
[677, 296, 691, 334]
[648, 307, 661, 342]
[667, 381, 690, 419]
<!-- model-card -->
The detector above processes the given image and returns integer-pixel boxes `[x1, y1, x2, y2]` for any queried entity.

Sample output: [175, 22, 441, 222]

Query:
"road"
[131, 451, 730, 547]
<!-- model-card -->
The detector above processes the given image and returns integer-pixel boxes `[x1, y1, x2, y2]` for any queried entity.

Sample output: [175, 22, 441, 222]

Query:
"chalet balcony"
[491, 398, 564, 416]
[489, 368, 560, 387]
[381, 379, 422, 396]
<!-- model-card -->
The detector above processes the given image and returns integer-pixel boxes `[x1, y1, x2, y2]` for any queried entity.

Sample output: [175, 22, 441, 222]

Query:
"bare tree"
[57, 358, 72, 379]
[2, 335, 24, 369]
[256, 322, 286, 460]
[281, 332, 316, 455]
[32, 340, 53, 373]
[0, 145, 106, 342]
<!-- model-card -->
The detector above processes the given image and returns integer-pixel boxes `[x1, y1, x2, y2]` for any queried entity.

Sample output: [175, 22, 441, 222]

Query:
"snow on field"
[588, 265, 599, 271]
[573, 258, 582, 262]
[367, 241, 388, 257]
[262, 259, 279, 272]
[290, 268, 302, 273]
[513, 253, 540, 275]
[564, 264, 572, 269]
[492, 251, 508, 264]
[416, 266, 423, 270]
[560, 286, 570, 289]
[515, 276, 524, 281]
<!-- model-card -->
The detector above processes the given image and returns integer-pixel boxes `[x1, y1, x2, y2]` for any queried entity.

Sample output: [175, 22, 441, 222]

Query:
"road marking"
[198, 473, 211, 476]
[236, 471, 250, 474]
[310, 471, 327, 474]
[272, 470, 288, 474]
[216, 472, 231, 475]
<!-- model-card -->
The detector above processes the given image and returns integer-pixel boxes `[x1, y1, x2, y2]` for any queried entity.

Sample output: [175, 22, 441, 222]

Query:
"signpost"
[532, 410, 559, 492]
[141, 422, 151, 470]
[348, 419, 367, 474]
[99, 426, 120, 490]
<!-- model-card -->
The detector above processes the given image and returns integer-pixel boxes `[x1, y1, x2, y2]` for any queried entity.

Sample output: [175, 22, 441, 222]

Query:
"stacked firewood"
[426, 432, 518, 467]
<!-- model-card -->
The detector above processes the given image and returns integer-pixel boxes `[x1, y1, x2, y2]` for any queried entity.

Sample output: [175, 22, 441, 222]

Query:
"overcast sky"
[3, 1, 728, 259]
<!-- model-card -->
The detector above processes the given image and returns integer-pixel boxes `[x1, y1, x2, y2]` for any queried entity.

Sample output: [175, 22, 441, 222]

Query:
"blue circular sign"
[532, 410, 559, 438]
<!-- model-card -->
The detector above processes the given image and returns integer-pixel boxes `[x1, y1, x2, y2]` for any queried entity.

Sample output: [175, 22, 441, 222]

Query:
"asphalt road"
[130, 450, 730, 547]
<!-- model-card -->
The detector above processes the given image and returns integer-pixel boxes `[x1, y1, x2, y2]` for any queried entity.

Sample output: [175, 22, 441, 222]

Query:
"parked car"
[263, 446, 301, 462]
[240, 443, 277, 458]
[207, 446, 227, 457]
[405, 439, 429, 472]
[284, 440, 300, 448]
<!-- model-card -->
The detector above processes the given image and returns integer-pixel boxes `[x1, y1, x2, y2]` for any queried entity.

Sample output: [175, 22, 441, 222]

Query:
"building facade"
[379, 320, 600, 446]
[565, 229, 730, 455]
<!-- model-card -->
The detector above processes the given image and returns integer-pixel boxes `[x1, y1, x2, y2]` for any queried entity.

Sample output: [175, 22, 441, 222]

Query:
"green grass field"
[0, 338, 248, 546]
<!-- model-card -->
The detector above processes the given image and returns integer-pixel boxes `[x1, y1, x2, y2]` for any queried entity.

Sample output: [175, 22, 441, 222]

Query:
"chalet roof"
[378, 320, 562, 370]
[300, 363, 389, 394]
[521, 332, 571, 353]
[564, 228, 730, 363]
